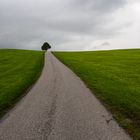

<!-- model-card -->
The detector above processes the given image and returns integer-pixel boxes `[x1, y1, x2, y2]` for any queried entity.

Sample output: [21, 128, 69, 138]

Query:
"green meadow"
[54, 49, 140, 140]
[0, 49, 44, 116]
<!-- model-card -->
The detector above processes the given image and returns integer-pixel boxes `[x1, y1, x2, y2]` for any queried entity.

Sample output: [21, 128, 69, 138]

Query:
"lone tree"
[41, 42, 51, 51]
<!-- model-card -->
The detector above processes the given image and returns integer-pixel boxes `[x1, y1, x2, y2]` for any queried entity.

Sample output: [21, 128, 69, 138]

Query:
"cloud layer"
[0, 0, 140, 51]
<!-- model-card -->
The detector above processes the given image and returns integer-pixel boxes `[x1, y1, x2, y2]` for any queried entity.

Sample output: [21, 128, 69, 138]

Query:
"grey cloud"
[101, 42, 110, 46]
[70, 0, 126, 12]
[0, 0, 131, 50]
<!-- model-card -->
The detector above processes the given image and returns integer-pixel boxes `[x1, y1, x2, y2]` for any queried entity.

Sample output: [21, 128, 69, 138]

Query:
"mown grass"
[0, 49, 44, 116]
[53, 49, 140, 140]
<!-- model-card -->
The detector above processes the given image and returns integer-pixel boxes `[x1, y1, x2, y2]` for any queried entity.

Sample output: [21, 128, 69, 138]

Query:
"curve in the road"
[0, 52, 131, 140]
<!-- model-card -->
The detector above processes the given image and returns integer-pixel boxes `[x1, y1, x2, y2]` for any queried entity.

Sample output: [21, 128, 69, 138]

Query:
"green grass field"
[53, 49, 140, 140]
[0, 49, 44, 116]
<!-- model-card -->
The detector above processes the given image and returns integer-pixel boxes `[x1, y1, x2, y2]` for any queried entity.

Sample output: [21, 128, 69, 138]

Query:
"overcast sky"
[0, 0, 140, 51]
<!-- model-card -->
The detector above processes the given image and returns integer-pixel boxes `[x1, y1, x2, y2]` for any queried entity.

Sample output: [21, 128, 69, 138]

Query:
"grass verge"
[53, 49, 140, 140]
[0, 49, 44, 117]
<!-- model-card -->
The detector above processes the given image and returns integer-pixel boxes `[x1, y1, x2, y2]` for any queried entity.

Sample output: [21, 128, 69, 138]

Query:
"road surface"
[0, 52, 131, 140]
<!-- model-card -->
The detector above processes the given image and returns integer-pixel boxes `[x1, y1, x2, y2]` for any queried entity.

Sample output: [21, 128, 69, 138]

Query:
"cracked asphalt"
[0, 52, 131, 140]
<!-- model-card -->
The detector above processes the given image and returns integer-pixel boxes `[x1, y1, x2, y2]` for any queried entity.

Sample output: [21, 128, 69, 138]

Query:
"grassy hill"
[53, 49, 140, 140]
[0, 49, 44, 116]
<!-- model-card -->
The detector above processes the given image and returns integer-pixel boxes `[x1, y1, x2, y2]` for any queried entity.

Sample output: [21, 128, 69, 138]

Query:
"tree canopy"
[41, 42, 51, 51]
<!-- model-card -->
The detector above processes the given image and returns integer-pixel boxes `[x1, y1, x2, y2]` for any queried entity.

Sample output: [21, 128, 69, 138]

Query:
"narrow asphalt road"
[0, 52, 131, 140]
